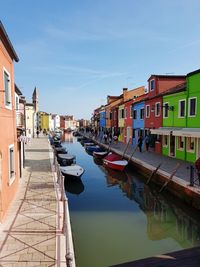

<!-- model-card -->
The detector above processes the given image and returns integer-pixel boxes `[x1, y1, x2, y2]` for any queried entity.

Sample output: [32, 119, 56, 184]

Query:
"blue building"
[99, 109, 106, 132]
[132, 101, 145, 148]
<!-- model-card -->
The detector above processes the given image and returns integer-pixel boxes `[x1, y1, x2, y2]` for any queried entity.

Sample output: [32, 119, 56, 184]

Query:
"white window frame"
[3, 67, 12, 110]
[186, 137, 195, 153]
[155, 102, 161, 117]
[8, 144, 15, 185]
[15, 93, 19, 111]
[140, 108, 144, 120]
[178, 99, 186, 118]
[177, 136, 184, 151]
[163, 135, 168, 147]
[163, 102, 169, 118]
[150, 79, 155, 91]
[188, 97, 197, 117]
[146, 105, 150, 118]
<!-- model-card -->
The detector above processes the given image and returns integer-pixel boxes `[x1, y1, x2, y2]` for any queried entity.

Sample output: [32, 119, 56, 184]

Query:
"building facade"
[0, 21, 19, 221]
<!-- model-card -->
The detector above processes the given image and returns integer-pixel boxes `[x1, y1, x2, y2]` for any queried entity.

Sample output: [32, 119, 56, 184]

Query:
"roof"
[0, 21, 19, 62]
[146, 82, 186, 101]
[148, 74, 186, 81]
[187, 69, 200, 77]
[15, 84, 23, 95]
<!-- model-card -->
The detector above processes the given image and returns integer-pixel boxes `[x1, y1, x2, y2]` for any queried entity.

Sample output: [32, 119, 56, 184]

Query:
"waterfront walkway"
[88, 133, 200, 186]
[0, 136, 66, 267]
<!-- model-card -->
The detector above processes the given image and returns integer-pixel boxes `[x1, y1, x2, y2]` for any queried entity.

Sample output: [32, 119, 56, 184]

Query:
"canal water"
[62, 133, 200, 267]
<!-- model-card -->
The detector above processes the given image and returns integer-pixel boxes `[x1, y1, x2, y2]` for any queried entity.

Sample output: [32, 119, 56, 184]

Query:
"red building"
[145, 75, 186, 153]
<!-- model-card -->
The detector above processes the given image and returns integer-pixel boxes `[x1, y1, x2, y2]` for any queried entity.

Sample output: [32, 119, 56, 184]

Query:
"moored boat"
[93, 150, 109, 159]
[60, 165, 85, 179]
[57, 153, 76, 166]
[103, 153, 128, 171]
[54, 147, 68, 156]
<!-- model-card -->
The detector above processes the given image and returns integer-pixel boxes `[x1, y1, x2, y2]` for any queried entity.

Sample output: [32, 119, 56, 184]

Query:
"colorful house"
[124, 86, 145, 144]
[145, 75, 186, 153]
[0, 21, 19, 221]
[132, 100, 145, 148]
[99, 106, 106, 132]
[172, 69, 200, 162]
[159, 84, 187, 159]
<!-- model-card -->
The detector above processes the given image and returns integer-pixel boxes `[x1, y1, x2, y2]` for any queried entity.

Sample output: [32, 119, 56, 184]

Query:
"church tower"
[32, 87, 39, 112]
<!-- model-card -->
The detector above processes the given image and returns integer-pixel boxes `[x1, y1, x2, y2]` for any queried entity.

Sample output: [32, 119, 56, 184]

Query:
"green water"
[63, 136, 200, 267]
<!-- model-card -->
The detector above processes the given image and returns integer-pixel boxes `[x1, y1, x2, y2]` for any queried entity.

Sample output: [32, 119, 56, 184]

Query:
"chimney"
[123, 88, 128, 92]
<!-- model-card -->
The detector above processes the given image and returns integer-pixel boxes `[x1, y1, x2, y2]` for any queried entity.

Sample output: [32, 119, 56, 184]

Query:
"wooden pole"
[128, 144, 138, 163]
[146, 163, 162, 184]
[122, 138, 132, 158]
[159, 163, 181, 193]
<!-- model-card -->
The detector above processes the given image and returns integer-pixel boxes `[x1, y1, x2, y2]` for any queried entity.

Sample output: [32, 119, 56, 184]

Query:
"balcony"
[16, 111, 25, 128]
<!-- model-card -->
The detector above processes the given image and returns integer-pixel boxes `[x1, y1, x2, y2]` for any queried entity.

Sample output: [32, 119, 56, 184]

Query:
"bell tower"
[32, 87, 39, 112]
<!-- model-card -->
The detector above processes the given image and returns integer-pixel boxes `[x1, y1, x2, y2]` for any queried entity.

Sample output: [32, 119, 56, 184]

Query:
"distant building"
[25, 87, 39, 137]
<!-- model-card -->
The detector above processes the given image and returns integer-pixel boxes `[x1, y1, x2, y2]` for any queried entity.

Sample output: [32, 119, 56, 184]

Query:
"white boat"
[60, 165, 85, 178]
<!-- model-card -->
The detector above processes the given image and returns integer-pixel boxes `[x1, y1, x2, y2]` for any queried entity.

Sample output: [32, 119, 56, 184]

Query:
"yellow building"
[25, 104, 36, 137]
[39, 112, 52, 131]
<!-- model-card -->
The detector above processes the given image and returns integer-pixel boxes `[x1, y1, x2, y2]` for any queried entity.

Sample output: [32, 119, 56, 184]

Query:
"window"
[150, 79, 155, 91]
[178, 136, 184, 150]
[130, 106, 133, 118]
[132, 129, 136, 138]
[109, 112, 112, 120]
[146, 105, 150, 118]
[155, 102, 160, 117]
[163, 103, 169, 118]
[133, 109, 137, 119]
[121, 109, 124, 119]
[187, 137, 195, 152]
[188, 97, 197, 117]
[179, 99, 186, 118]
[8, 144, 15, 182]
[15, 94, 19, 110]
[140, 108, 144, 119]
[163, 135, 168, 147]
[3, 69, 12, 109]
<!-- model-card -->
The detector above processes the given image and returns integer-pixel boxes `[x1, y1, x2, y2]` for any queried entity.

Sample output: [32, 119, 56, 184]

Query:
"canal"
[62, 133, 200, 267]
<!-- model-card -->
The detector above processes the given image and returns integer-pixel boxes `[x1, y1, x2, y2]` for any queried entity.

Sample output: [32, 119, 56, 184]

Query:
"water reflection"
[63, 134, 200, 266]
[65, 177, 85, 195]
[62, 132, 74, 143]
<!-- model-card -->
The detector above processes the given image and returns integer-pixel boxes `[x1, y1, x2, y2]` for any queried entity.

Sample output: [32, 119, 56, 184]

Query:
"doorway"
[170, 133, 176, 157]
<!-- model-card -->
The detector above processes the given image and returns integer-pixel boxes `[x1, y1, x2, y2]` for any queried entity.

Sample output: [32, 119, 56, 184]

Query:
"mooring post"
[189, 165, 195, 186]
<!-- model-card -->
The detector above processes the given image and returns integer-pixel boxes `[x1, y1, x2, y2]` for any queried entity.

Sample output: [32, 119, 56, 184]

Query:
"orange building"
[0, 21, 19, 222]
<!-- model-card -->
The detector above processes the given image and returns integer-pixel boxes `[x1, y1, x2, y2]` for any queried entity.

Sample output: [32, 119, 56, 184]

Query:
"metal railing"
[53, 151, 76, 267]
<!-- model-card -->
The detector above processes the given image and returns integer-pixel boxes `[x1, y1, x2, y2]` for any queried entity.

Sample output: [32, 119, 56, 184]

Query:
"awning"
[150, 127, 181, 136]
[173, 128, 200, 138]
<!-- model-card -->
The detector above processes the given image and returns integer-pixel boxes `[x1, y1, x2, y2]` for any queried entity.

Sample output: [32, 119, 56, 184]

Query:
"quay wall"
[83, 135, 200, 211]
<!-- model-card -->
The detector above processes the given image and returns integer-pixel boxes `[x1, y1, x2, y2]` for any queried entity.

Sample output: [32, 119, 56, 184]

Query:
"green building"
[161, 69, 200, 163]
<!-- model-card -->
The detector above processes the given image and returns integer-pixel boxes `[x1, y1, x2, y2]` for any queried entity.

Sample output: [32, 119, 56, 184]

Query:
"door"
[170, 133, 175, 157]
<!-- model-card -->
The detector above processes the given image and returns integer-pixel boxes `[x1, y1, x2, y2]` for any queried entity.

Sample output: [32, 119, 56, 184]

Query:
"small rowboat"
[57, 154, 76, 166]
[93, 150, 108, 159]
[103, 153, 128, 171]
[54, 147, 67, 156]
[60, 165, 85, 179]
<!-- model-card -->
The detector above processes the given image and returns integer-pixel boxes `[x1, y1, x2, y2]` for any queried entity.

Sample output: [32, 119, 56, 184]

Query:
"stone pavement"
[0, 136, 66, 267]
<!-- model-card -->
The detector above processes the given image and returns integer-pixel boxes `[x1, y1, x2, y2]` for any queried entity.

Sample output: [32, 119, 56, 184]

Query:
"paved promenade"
[0, 136, 66, 267]
[85, 132, 200, 186]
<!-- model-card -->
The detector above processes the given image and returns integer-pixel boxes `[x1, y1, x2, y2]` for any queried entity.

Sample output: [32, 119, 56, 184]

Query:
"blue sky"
[1, 0, 200, 119]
